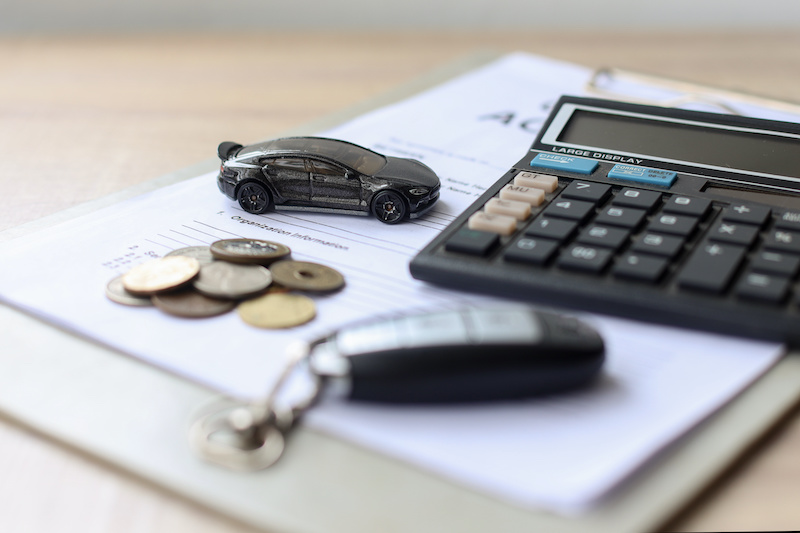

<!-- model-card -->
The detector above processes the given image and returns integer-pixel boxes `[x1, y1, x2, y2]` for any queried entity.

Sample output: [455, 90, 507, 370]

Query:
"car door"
[309, 160, 363, 209]
[263, 157, 311, 204]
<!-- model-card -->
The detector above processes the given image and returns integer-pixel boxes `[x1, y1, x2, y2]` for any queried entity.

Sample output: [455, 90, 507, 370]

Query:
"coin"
[122, 256, 200, 295]
[269, 260, 345, 292]
[152, 289, 236, 318]
[193, 261, 272, 299]
[210, 239, 291, 265]
[105, 275, 153, 307]
[166, 246, 216, 265]
[238, 293, 316, 329]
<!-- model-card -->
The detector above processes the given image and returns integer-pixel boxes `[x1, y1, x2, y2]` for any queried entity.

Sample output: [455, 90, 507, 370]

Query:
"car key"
[307, 305, 605, 403]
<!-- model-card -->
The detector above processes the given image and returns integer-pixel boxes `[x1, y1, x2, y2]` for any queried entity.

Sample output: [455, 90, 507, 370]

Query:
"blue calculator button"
[607, 164, 677, 187]
[530, 153, 598, 175]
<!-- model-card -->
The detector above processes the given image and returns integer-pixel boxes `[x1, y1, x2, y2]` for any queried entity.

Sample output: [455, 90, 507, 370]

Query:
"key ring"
[189, 340, 322, 471]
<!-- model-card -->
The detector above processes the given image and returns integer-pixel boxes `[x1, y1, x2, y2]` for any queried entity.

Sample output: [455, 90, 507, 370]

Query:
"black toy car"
[216, 137, 441, 224]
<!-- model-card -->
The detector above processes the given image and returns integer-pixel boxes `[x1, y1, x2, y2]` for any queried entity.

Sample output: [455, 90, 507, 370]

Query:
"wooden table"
[1, 31, 799, 532]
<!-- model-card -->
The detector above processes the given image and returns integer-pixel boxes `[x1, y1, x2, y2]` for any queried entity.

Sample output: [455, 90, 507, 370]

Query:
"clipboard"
[2, 52, 800, 533]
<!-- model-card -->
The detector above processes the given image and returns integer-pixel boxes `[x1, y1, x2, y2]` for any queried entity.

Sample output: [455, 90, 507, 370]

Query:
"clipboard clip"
[585, 67, 800, 117]
[189, 341, 321, 471]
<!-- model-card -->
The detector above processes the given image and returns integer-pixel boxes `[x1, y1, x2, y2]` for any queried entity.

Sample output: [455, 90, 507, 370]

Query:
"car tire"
[372, 190, 407, 224]
[236, 181, 271, 214]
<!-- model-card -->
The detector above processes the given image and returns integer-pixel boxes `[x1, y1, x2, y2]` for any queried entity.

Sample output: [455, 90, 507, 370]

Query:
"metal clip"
[189, 341, 322, 471]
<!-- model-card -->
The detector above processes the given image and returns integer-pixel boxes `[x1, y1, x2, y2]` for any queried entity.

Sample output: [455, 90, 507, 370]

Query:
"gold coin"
[121, 256, 200, 295]
[152, 289, 236, 318]
[210, 239, 291, 265]
[105, 275, 153, 307]
[238, 293, 316, 329]
[269, 260, 345, 292]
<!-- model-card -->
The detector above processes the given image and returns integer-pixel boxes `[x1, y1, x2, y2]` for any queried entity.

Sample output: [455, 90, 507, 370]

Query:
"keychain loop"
[189, 341, 323, 471]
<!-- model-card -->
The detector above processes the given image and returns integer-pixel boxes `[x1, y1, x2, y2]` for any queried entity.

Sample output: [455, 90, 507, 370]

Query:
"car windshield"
[244, 137, 387, 175]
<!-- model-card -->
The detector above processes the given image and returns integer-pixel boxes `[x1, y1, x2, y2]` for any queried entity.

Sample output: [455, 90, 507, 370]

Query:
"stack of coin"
[105, 238, 345, 329]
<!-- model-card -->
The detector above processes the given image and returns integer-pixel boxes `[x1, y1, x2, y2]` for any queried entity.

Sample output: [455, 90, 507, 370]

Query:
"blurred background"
[3, 0, 800, 32]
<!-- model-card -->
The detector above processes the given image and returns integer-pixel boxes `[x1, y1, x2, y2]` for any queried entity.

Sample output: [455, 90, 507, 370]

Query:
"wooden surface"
[1, 31, 800, 532]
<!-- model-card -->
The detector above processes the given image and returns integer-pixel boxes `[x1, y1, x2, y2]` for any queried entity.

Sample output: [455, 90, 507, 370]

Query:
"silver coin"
[105, 275, 153, 307]
[193, 261, 272, 300]
[210, 239, 291, 265]
[166, 246, 216, 265]
[152, 289, 236, 318]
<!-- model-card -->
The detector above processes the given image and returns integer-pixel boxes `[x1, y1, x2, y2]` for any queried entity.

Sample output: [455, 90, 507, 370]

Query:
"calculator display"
[542, 104, 800, 185]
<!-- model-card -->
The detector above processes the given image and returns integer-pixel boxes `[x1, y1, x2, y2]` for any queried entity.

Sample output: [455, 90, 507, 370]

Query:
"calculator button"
[561, 181, 611, 204]
[735, 271, 790, 304]
[775, 211, 800, 230]
[576, 224, 630, 251]
[504, 236, 559, 265]
[468, 211, 517, 236]
[485, 197, 532, 221]
[707, 220, 759, 247]
[557, 244, 613, 273]
[530, 153, 599, 175]
[629, 232, 685, 259]
[514, 172, 558, 193]
[524, 217, 578, 241]
[499, 184, 545, 206]
[721, 204, 771, 227]
[542, 199, 595, 223]
[612, 188, 662, 212]
[647, 213, 699, 237]
[763, 229, 800, 254]
[677, 242, 747, 293]
[594, 206, 647, 229]
[445, 228, 499, 256]
[612, 253, 669, 282]
[750, 250, 800, 277]
[607, 164, 677, 187]
[663, 196, 711, 218]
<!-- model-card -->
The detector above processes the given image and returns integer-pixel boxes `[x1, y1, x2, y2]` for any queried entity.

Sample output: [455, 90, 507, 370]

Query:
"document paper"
[0, 52, 786, 513]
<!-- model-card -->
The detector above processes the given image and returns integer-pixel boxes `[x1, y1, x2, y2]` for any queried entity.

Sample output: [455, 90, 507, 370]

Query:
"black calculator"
[410, 96, 800, 345]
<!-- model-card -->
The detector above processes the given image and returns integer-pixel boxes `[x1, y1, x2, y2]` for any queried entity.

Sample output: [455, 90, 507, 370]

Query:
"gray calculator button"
[612, 253, 669, 282]
[561, 181, 611, 204]
[576, 224, 630, 251]
[446, 228, 499, 256]
[775, 211, 800, 230]
[735, 271, 790, 304]
[594, 206, 647, 229]
[557, 244, 613, 273]
[630, 232, 684, 259]
[647, 213, 698, 237]
[462, 307, 542, 344]
[763, 229, 800, 254]
[707, 220, 759, 247]
[663, 196, 711, 218]
[750, 250, 800, 277]
[504, 236, 559, 265]
[525, 217, 577, 241]
[612, 188, 662, 212]
[721, 204, 771, 227]
[677, 242, 747, 293]
[542, 199, 595, 223]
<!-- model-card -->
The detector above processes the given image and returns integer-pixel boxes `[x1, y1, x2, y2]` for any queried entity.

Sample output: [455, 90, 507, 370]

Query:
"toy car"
[216, 137, 441, 224]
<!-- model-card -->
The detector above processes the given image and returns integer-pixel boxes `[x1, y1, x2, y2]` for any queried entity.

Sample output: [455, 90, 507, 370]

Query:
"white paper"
[0, 52, 785, 513]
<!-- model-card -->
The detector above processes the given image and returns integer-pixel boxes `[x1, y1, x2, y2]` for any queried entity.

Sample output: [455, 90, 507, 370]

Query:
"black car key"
[307, 305, 605, 403]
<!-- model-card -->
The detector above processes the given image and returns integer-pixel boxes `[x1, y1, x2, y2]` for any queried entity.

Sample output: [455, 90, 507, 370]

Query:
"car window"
[310, 160, 345, 176]
[270, 158, 306, 171]
[262, 138, 387, 175]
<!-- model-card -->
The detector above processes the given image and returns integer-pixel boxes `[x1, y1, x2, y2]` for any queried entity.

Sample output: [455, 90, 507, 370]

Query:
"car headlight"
[408, 188, 429, 196]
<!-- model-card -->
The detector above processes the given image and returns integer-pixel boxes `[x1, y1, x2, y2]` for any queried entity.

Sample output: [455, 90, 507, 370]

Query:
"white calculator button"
[499, 183, 545, 206]
[514, 172, 558, 193]
[485, 197, 532, 220]
[468, 211, 517, 235]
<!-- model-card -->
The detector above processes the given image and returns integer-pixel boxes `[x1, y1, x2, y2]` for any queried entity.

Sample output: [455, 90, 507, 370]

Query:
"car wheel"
[236, 181, 271, 214]
[372, 190, 407, 224]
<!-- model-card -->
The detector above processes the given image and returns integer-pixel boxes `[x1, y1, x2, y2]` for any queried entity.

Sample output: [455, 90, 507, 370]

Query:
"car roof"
[236, 137, 387, 175]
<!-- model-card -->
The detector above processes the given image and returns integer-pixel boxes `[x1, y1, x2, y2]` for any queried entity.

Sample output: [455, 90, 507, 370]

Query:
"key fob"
[307, 305, 605, 403]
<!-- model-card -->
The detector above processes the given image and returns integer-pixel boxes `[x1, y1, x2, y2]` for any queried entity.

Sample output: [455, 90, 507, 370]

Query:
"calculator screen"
[554, 108, 800, 181]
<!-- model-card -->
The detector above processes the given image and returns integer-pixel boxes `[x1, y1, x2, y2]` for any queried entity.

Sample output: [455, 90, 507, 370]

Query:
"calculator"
[410, 96, 800, 345]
